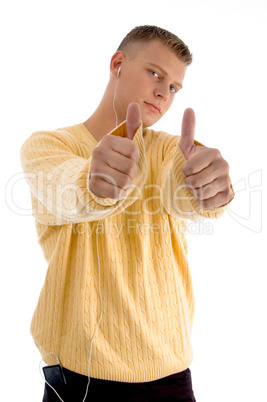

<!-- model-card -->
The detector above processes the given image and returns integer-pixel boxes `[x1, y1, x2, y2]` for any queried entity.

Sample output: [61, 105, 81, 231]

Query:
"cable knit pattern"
[20, 121, 227, 382]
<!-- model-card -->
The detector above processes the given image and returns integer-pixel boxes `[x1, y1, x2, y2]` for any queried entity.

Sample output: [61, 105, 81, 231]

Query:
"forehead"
[128, 40, 186, 80]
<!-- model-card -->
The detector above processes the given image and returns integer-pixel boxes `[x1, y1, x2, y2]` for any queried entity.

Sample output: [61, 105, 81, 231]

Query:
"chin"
[142, 117, 160, 129]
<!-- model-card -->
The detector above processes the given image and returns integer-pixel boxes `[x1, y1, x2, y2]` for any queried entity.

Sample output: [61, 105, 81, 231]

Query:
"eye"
[150, 70, 160, 79]
[170, 85, 178, 94]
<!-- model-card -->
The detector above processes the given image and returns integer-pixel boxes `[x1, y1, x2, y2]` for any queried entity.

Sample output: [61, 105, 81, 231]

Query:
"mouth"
[144, 102, 161, 114]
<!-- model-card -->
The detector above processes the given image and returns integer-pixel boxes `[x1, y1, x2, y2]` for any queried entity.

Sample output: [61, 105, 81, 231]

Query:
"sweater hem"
[66, 359, 194, 383]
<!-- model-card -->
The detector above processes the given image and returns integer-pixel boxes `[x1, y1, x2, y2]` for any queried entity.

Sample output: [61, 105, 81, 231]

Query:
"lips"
[144, 102, 161, 113]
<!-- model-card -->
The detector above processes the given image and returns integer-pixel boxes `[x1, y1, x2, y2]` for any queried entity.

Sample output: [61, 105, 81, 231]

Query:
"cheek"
[120, 78, 142, 99]
[128, 72, 151, 94]
[119, 81, 149, 107]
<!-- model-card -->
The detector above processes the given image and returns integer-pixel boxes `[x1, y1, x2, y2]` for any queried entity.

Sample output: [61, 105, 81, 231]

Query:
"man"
[20, 25, 234, 402]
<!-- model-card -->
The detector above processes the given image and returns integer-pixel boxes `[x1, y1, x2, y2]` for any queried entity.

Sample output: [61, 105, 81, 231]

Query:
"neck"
[83, 81, 122, 142]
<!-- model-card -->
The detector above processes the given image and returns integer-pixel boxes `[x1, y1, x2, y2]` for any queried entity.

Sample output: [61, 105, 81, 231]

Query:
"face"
[113, 40, 187, 128]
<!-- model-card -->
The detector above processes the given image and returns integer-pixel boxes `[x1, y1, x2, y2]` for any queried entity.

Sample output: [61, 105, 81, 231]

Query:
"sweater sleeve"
[161, 136, 229, 221]
[20, 121, 147, 225]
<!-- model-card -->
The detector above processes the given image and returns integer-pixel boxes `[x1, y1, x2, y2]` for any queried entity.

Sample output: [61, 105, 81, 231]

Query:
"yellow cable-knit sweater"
[20, 120, 227, 383]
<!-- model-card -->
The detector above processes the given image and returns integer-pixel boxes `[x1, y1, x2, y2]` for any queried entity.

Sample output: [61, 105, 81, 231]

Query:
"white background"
[1, 0, 266, 401]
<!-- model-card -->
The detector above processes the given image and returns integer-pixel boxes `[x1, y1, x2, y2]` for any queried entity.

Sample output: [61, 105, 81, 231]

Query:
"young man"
[20, 25, 233, 402]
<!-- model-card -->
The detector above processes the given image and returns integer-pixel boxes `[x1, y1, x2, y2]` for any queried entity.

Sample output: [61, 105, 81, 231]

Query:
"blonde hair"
[117, 25, 193, 66]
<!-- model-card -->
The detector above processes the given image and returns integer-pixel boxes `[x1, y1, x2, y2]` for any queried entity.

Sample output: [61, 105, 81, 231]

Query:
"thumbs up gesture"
[179, 108, 233, 209]
[89, 103, 141, 200]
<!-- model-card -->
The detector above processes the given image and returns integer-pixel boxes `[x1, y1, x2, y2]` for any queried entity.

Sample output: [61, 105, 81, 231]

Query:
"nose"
[155, 83, 169, 101]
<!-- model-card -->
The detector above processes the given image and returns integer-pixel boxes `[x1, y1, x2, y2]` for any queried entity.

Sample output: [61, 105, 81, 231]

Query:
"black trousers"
[42, 367, 196, 402]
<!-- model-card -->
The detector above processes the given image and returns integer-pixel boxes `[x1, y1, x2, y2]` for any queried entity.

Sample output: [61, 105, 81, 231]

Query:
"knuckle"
[101, 134, 111, 145]
[194, 188, 202, 199]
[219, 171, 231, 188]
[98, 135, 112, 150]
[92, 146, 104, 159]
[120, 175, 132, 189]
[186, 164, 194, 176]
[224, 176, 231, 188]
[185, 175, 197, 187]
[226, 185, 233, 198]
[126, 159, 137, 178]
[218, 157, 228, 169]
[129, 143, 140, 160]
[212, 148, 221, 158]
[190, 176, 198, 187]
[201, 199, 211, 209]
[223, 160, 230, 171]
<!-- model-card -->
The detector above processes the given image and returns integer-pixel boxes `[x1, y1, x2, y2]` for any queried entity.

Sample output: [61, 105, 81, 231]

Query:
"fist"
[89, 103, 141, 200]
[179, 108, 234, 209]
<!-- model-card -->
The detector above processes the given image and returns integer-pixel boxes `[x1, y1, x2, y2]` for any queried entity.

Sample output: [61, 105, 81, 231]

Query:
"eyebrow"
[146, 62, 183, 89]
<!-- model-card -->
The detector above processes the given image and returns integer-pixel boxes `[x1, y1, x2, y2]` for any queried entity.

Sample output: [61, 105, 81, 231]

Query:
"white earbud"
[117, 67, 121, 77]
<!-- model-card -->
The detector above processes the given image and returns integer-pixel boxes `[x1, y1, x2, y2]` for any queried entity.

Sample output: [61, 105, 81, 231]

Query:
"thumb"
[179, 108, 196, 159]
[126, 102, 141, 140]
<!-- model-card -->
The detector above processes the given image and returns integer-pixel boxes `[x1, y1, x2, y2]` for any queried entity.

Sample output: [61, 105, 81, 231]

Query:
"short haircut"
[117, 25, 193, 66]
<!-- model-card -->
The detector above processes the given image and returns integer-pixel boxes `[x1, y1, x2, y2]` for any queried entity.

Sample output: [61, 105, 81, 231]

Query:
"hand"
[89, 102, 141, 199]
[179, 108, 234, 209]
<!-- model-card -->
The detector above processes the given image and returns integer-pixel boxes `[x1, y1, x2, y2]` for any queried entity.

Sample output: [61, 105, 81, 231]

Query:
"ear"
[110, 51, 126, 78]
